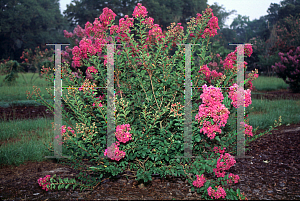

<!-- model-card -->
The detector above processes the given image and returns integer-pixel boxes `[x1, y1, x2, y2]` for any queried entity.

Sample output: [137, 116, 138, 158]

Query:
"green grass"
[0, 72, 299, 168]
[0, 72, 54, 102]
[251, 75, 289, 91]
[0, 117, 73, 168]
[248, 98, 300, 130]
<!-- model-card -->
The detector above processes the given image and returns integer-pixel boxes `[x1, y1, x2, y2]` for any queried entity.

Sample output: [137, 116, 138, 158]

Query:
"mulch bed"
[0, 89, 299, 200]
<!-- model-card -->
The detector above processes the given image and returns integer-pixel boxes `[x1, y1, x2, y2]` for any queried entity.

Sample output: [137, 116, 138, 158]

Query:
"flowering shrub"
[272, 46, 300, 92]
[29, 3, 272, 200]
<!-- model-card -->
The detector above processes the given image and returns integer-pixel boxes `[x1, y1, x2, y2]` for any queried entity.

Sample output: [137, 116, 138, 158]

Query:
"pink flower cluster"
[202, 16, 219, 38]
[195, 85, 230, 139]
[100, 7, 118, 27]
[60, 125, 75, 135]
[104, 124, 133, 161]
[213, 153, 236, 178]
[56, 125, 76, 145]
[244, 44, 253, 57]
[62, 3, 185, 70]
[193, 174, 206, 188]
[132, 3, 148, 18]
[192, 8, 220, 39]
[240, 122, 253, 137]
[198, 64, 223, 84]
[92, 102, 103, 108]
[213, 146, 226, 154]
[38, 175, 51, 191]
[192, 147, 240, 197]
[207, 186, 226, 199]
[86, 66, 98, 74]
[228, 83, 252, 108]
[92, 94, 105, 108]
[222, 45, 253, 71]
[223, 52, 237, 70]
[85, 66, 98, 81]
[272, 47, 300, 88]
[200, 45, 254, 87]
[67, 4, 160, 69]
[147, 24, 166, 41]
[104, 141, 126, 161]
[115, 124, 132, 143]
[226, 173, 240, 185]
[65, 7, 119, 68]
[73, 25, 86, 39]
[72, 38, 97, 67]
[109, 15, 134, 42]
[63, 30, 73, 38]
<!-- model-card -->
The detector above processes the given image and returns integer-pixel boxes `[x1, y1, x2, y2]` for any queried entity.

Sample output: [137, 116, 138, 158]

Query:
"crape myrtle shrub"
[33, 4, 260, 200]
[272, 46, 300, 92]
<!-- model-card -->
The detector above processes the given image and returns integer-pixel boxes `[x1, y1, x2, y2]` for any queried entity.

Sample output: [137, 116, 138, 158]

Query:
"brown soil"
[0, 89, 299, 200]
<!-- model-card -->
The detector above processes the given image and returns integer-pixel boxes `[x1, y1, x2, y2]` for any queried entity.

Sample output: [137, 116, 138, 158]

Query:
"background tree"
[0, 0, 70, 62]
[266, 3, 280, 28]
[278, 0, 300, 19]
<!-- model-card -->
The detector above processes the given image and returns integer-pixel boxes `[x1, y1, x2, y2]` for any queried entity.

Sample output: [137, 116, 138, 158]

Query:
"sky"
[59, 0, 283, 27]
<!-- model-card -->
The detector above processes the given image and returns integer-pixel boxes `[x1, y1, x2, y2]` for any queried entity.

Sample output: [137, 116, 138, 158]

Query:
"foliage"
[272, 46, 300, 93]
[269, 14, 300, 55]
[20, 46, 54, 76]
[236, 0, 300, 75]
[0, 0, 70, 61]
[0, 59, 25, 86]
[0, 46, 55, 86]
[28, 4, 256, 200]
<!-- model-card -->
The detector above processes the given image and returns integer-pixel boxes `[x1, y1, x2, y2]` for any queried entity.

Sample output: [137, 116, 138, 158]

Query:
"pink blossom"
[207, 186, 226, 199]
[240, 122, 253, 137]
[228, 83, 252, 108]
[193, 174, 206, 188]
[195, 85, 230, 139]
[86, 66, 98, 74]
[227, 173, 240, 184]
[133, 3, 148, 18]
[61, 125, 66, 135]
[213, 153, 236, 178]
[213, 146, 226, 154]
[38, 175, 51, 191]
[115, 124, 132, 143]
[104, 141, 126, 161]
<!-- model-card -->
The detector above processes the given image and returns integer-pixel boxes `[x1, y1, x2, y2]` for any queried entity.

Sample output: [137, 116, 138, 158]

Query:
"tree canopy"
[0, 0, 70, 61]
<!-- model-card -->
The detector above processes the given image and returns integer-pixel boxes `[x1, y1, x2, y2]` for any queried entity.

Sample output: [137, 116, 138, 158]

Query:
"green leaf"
[195, 135, 201, 142]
